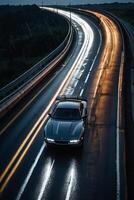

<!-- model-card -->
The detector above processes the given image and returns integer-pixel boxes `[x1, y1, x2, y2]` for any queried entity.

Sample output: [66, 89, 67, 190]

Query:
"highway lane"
[0, 9, 102, 200]
[83, 9, 125, 200]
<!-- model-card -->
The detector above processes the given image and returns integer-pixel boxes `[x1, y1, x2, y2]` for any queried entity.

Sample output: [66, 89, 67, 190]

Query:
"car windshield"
[52, 108, 81, 120]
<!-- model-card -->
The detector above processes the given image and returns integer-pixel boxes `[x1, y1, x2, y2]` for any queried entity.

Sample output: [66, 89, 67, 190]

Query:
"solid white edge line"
[16, 143, 46, 200]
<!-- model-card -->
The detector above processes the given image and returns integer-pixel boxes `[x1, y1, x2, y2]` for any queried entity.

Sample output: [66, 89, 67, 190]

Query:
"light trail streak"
[50, 8, 94, 96]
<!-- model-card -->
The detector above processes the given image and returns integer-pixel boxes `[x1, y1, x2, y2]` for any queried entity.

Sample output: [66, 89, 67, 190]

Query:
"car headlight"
[46, 138, 55, 143]
[69, 139, 80, 144]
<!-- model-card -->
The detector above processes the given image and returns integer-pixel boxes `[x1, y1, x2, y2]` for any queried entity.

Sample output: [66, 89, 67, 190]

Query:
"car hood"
[45, 118, 84, 141]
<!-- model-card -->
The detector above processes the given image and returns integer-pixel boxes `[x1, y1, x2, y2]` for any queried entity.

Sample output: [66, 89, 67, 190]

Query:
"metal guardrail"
[0, 20, 74, 117]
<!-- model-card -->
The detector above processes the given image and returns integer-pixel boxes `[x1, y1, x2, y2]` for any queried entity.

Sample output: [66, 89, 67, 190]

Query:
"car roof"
[56, 101, 81, 109]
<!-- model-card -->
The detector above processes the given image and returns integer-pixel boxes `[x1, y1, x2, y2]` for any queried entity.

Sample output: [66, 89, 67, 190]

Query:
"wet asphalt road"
[0, 8, 124, 200]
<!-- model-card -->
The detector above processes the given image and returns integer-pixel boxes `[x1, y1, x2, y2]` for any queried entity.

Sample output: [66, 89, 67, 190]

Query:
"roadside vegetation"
[96, 3, 134, 26]
[0, 5, 68, 88]
[79, 3, 134, 26]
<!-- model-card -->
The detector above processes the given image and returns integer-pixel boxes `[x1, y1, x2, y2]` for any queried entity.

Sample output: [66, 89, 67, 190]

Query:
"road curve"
[0, 7, 125, 200]
[0, 8, 101, 200]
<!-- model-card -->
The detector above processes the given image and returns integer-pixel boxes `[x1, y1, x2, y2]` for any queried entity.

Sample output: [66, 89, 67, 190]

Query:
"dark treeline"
[78, 3, 134, 26]
[0, 5, 68, 88]
[96, 3, 134, 26]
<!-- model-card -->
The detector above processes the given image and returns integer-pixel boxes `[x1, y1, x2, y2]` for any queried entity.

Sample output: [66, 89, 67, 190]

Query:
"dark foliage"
[75, 3, 134, 26]
[95, 3, 134, 26]
[0, 5, 68, 87]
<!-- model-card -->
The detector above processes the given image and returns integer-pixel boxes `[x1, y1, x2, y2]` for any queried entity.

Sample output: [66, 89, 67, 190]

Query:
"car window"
[51, 108, 81, 120]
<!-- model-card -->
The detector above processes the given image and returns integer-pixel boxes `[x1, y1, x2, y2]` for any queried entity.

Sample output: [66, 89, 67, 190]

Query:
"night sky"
[0, 0, 133, 5]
